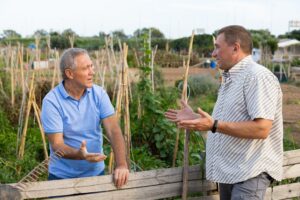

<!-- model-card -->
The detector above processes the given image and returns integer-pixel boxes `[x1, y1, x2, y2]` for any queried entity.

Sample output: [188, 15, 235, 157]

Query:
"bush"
[187, 74, 219, 97]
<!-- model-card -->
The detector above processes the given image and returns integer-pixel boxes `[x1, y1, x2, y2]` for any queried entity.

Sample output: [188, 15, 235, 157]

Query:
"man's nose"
[211, 49, 217, 58]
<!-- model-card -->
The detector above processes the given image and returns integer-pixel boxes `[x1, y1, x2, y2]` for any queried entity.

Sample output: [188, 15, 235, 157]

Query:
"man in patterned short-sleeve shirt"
[165, 25, 283, 200]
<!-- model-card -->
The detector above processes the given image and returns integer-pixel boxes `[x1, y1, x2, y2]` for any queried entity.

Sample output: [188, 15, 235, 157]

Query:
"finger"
[124, 170, 129, 185]
[117, 171, 125, 188]
[86, 153, 106, 162]
[165, 109, 178, 114]
[119, 170, 129, 187]
[114, 170, 119, 187]
[197, 107, 209, 118]
[164, 112, 177, 118]
[80, 140, 86, 150]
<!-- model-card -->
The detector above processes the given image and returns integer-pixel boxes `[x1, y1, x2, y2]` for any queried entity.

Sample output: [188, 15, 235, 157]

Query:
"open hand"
[165, 100, 199, 122]
[79, 140, 107, 162]
[178, 107, 214, 131]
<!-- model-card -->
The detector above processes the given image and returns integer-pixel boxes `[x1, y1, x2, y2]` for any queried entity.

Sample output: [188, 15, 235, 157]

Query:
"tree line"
[1, 27, 299, 56]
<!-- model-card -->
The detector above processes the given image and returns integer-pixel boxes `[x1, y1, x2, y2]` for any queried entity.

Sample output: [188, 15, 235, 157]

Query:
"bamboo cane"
[32, 92, 48, 159]
[69, 35, 75, 48]
[151, 45, 158, 92]
[172, 59, 186, 167]
[51, 51, 59, 89]
[18, 73, 35, 159]
[10, 49, 15, 107]
[19, 44, 25, 98]
[181, 31, 195, 200]
[122, 43, 131, 169]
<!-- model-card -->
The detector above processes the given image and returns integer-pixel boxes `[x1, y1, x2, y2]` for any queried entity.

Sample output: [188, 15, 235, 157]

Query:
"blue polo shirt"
[41, 81, 115, 178]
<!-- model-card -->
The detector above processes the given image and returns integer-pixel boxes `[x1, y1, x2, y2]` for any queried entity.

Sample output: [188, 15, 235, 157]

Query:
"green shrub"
[188, 74, 219, 97]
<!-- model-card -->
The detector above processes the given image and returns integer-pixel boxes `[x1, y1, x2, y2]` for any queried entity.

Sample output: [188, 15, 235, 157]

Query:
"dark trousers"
[219, 173, 273, 200]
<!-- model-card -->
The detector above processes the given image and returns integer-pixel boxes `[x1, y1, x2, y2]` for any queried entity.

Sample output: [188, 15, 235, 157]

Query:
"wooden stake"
[181, 31, 195, 200]
[32, 94, 49, 159]
[10, 49, 15, 107]
[51, 51, 59, 89]
[18, 73, 35, 159]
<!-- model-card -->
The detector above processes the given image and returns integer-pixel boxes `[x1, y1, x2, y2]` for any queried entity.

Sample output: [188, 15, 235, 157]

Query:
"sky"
[1, 0, 300, 39]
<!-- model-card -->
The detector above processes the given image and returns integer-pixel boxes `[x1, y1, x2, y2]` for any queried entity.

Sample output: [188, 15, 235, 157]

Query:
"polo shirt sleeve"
[97, 88, 115, 120]
[41, 98, 64, 134]
[244, 74, 280, 121]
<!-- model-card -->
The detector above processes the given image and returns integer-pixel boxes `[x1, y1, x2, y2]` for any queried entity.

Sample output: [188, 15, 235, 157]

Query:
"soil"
[281, 84, 300, 144]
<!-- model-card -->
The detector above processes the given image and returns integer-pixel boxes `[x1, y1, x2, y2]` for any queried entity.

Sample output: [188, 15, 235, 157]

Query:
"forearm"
[217, 119, 271, 139]
[51, 143, 83, 160]
[109, 128, 128, 167]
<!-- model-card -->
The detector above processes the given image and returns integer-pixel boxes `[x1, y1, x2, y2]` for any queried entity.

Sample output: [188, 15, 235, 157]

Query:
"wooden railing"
[1, 149, 300, 200]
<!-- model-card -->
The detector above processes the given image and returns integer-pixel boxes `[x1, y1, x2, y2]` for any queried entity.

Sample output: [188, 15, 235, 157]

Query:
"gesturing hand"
[79, 140, 107, 162]
[178, 107, 214, 131]
[165, 100, 199, 122]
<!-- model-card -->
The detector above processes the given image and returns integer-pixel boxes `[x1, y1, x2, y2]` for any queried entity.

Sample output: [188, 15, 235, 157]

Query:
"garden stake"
[181, 31, 195, 200]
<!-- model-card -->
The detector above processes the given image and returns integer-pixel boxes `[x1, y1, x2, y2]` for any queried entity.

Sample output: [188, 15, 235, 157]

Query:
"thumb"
[80, 140, 87, 150]
[197, 107, 209, 118]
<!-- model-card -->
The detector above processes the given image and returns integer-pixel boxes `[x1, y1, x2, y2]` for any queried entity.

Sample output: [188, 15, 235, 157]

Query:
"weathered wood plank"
[15, 165, 205, 199]
[1, 149, 300, 199]
[48, 180, 217, 200]
[0, 184, 22, 200]
[283, 149, 300, 166]
[282, 163, 300, 179]
[265, 182, 300, 200]
[188, 194, 220, 200]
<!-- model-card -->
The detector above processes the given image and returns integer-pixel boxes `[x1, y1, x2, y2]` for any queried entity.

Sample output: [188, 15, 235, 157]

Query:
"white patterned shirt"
[206, 55, 283, 184]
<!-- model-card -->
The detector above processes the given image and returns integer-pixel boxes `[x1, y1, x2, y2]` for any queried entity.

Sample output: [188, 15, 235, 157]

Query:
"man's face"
[72, 53, 95, 89]
[212, 33, 235, 70]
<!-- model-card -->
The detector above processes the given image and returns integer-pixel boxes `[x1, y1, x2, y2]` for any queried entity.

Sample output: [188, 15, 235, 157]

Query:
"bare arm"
[165, 101, 272, 139]
[47, 133, 106, 162]
[102, 114, 129, 188]
[217, 118, 272, 139]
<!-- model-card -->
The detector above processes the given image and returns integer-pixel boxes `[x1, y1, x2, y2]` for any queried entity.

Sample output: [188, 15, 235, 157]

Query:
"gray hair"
[60, 48, 88, 80]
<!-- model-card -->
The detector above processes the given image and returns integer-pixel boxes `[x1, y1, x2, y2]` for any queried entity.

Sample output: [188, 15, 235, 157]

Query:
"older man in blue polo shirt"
[41, 48, 129, 188]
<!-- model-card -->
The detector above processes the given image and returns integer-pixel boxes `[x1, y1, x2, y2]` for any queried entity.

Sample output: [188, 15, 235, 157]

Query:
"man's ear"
[233, 42, 240, 54]
[65, 68, 74, 79]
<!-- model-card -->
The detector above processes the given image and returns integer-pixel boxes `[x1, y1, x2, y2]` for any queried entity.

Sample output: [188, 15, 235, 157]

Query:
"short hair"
[59, 48, 88, 80]
[217, 25, 253, 54]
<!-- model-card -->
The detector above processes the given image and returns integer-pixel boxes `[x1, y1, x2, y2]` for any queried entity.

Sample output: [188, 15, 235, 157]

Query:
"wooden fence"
[1, 149, 300, 200]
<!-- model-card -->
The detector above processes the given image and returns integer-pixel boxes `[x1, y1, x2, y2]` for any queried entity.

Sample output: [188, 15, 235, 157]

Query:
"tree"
[99, 31, 107, 40]
[134, 27, 165, 39]
[278, 29, 300, 41]
[250, 29, 278, 54]
[61, 28, 78, 38]
[112, 29, 128, 40]
[1, 30, 21, 39]
[33, 29, 48, 37]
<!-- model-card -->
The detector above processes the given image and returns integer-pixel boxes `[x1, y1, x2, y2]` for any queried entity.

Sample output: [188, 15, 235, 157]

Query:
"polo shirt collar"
[58, 81, 91, 99]
[222, 55, 253, 81]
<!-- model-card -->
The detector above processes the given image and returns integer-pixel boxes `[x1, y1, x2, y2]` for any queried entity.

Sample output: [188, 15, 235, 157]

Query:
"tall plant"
[131, 32, 178, 162]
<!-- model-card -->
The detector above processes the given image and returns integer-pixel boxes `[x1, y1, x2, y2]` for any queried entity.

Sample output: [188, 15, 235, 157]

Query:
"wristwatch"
[211, 120, 218, 133]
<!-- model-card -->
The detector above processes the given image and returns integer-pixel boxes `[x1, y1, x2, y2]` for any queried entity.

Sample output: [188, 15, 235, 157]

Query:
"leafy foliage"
[130, 32, 178, 164]
[250, 29, 278, 54]
[187, 74, 219, 97]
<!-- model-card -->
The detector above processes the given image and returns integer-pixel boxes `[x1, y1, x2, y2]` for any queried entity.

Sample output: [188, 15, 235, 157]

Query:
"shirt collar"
[222, 55, 253, 81]
[58, 81, 91, 99]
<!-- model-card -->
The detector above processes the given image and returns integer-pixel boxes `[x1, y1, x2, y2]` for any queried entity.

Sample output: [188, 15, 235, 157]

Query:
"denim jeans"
[219, 173, 273, 200]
